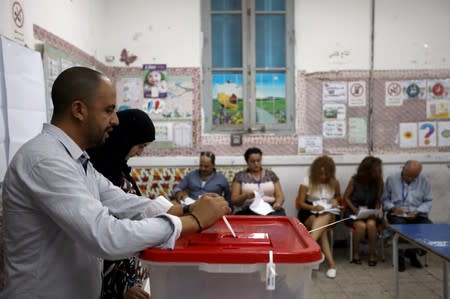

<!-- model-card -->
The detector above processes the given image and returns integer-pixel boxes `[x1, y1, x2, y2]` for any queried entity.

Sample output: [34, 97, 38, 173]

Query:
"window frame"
[201, 0, 295, 134]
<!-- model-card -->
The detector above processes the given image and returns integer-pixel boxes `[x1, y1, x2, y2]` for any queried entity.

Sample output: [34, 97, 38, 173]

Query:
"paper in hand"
[312, 199, 341, 215]
[182, 197, 196, 205]
[249, 191, 274, 215]
[356, 207, 379, 219]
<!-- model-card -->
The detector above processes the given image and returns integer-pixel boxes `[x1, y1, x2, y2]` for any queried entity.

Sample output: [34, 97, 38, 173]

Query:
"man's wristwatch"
[183, 204, 190, 215]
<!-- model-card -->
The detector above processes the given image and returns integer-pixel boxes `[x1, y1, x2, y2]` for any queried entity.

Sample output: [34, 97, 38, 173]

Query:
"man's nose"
[111, 112, 119, 126]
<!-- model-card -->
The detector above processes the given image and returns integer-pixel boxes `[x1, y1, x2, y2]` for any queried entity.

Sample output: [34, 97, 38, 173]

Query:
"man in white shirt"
[0, 67, 230, 299]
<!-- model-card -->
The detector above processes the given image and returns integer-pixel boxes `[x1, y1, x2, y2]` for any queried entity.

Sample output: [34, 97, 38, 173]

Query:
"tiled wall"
[131, 167, 243, 199]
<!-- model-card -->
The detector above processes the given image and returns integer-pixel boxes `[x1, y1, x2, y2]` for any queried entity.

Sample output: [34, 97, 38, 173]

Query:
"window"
[201, 0, 295, 134]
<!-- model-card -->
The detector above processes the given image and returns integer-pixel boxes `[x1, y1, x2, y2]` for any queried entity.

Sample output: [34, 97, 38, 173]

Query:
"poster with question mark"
[418, 121, 436, 147]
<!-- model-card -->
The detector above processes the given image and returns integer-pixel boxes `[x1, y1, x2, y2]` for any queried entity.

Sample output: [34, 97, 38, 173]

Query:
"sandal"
[351, 258, 362, 265]
[368, 258, 377, 266]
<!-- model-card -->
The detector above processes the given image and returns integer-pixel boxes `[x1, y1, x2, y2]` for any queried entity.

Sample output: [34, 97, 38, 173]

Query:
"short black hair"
[244, 147, 262, 162]
[51, 66, 105, 118]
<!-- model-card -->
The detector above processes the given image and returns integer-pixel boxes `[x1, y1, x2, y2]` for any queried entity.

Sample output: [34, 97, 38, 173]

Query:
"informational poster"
[322, 81, 347, 103]
[116, 77, 142, 103]
[116, 73, 193, 121]
[427, 79, 450, 101]
[403, 80, 426, 100]
[323, 120, 346, 138]
[154, 122, 173, 142]
[418, 121, 436, 147]
[298, 135, 323, 155]
[399, 122, 418, 148]
[173, 123, 192, 147]
[427, 100, 450, 119]
[385, 81, 403, 106]
[322, 103, 346, 120]
[143, 64, 168, 98]
[348, 81, 366, 107]
[437, 121, 450, 147]
[348, 117, 367, 144]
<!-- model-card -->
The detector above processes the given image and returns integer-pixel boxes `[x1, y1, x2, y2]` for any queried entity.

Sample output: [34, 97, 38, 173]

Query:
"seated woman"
[231, 147, 285, 215]
[173, 151, 231, 205]
[343, 156, 383, 266]
[87, 109, 156, 299]
[295, 155, 340, 279]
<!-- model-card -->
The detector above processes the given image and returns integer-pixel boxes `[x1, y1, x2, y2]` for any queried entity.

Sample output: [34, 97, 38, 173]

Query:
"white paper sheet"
[1, 36, 46, 163]
[311, 199, 341, 215]
[249, 191, 274, 216]
[356, 207, 380, 219]
[182, 197, 196, 205]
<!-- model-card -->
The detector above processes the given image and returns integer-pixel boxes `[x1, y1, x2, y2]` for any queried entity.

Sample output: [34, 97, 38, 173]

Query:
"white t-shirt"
[302, 176, 335, 201]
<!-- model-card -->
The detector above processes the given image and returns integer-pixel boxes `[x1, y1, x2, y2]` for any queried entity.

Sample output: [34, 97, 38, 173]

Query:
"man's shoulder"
[11, 132, 65, 166]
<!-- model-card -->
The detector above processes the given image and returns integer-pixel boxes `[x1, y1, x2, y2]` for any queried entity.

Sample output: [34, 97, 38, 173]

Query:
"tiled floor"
[310, 242, 449, 299]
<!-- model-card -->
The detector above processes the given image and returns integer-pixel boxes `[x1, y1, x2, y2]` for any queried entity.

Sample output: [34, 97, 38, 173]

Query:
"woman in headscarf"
[88, 109, 156, 299]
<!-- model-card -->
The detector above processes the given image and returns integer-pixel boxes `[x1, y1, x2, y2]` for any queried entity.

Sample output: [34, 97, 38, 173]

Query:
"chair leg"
[349, 230, 353, 262]
[379, 235, 385, 262]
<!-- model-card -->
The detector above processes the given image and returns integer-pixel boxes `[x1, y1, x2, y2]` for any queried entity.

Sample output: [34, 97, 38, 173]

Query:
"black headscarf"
[87, 109, 155, 194]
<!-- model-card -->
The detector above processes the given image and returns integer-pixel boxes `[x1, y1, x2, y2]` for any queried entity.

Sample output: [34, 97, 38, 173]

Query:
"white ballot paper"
[356, 207, 380, 219]
[249, 191, 274, 216]
[182, 197, 196, 205]
[312, 199, 341, 215]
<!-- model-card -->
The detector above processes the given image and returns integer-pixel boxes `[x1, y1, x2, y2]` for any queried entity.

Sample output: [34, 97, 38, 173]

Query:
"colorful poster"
[322, 81, 347, 103]
[399, 122, 417, 148]
[437, 121, 450, 147]
[427, 79, 450, 101]
[426, 100, 450, 119]
[143, 64, 168, 98]
[385, 81, 403, 106]
[323, 120, 346, 138]
[322, 103, 346, 120]
[298, 136, 323, 155]
[348, 117, 367, 144]
[255, 72, 286, 124]
[212, 73, 243, 125]
[348, 81, 366, 107]
[403, 80, 426, 100]
[418, 121, 436, 147]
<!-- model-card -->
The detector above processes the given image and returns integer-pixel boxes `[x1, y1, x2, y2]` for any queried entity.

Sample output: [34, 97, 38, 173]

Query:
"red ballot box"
[140, 216, 323, 299]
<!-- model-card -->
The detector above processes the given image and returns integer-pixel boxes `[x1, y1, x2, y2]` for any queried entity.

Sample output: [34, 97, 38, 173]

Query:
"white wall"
[0, 0, 105, 56]
[296, 0, 372, 71]
[97, 0, 202, 67]
[375, 0, 450, 69]
[1, 0, 449, 70]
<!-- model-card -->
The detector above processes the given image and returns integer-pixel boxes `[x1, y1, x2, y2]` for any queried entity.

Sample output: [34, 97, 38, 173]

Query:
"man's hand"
[124, 285, 150, 299]
[406, 211, 420, 218]
[190, 193, 231, 230]
[391, 207, 405, 216]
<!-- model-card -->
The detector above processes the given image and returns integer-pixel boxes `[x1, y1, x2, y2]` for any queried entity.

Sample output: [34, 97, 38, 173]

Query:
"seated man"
[382, 160, 432, 272]
[174, 151, 231, 206]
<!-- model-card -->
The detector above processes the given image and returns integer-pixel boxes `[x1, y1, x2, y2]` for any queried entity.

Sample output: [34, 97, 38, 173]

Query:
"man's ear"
[72, 100, 87, 121]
